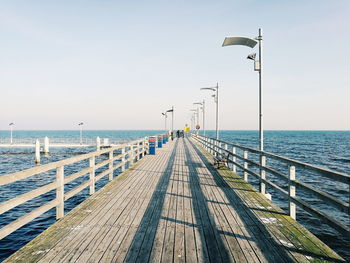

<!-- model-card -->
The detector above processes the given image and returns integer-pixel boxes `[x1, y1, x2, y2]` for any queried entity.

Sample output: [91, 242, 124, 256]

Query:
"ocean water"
[0, 130, 349, 261]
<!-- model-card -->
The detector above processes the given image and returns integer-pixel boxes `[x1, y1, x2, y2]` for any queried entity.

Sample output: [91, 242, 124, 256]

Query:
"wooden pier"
[3, 138, 345, 262]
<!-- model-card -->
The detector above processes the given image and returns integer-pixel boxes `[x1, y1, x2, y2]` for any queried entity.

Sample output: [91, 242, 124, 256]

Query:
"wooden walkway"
[4, 138, 344, 262]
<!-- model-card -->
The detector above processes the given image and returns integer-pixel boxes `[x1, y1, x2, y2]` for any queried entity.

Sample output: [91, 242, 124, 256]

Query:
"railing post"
[140, 140, 144, 158]
[130, 144, 134, 165]
[89, 156, 95, 195]
[122, 147, 126, 172]
[224, 143, 228, 167]
[213, 139, 216, 155]
[243, 151, 248, 182]
[260, 155, 266, 194]
[143, 139, 147, 156]
[136, 141, 140, 161]
[232, 146, 236, 173]
[289, 165, 296, 220]
[56, 165, 64, 219]
[109, 150, 113, 181]
[145, 137, 149, 154]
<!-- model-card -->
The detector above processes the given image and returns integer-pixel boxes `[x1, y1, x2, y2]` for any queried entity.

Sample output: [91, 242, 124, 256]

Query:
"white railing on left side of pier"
[192, 134, 350, 237]
[0, 137, 150, 240]
[0, 138, 98, 146]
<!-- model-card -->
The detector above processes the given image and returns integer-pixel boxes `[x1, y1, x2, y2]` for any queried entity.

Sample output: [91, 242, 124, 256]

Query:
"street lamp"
[166, 106, 174, 132]
[9, 123, 14, 144]
[201, 83, 219, 139]
[190, 109, 198, 131]
[193, 100, 205, 136]
[223, 28, 266, 195]
[161, 112, 167, 132]
[222, 28, 263, 151]
[78, 122, 84, 144]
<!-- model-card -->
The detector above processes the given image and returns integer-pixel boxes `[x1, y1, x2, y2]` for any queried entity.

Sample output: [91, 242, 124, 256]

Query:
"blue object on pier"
[149, 137, 156, 155]
[157, 135, 163, 148]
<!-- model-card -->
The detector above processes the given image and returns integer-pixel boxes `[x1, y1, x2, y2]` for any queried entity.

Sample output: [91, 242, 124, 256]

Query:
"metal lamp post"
[222, 28, 266, 195]
[9, 123, 14, 144]
[190, 109, 198, 134]
[190, 109, 197, 127]
[78, 122, 84, 144]
[201, 83, 219, 139]
[190, 112, 195, 131]
[162, 112, 167, 132]
[222, 28, 263, 151]
[166, 106, 174, 132]
[193, 100, 205, 136]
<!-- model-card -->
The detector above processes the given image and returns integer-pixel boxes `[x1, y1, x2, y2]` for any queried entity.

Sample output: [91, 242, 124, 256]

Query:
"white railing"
[0, 137, 150, 240]
[0, 138, 101, 145]
[192, 134, 350, 236]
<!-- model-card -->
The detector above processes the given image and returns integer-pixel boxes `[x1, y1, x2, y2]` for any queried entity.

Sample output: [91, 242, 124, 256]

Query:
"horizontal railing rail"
[0, 136, 152, 240]
[192, 134, 350, 236]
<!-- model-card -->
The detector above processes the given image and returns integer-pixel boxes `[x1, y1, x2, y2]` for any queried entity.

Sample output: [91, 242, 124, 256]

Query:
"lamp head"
[201, 87, 216, 91]
[247, 53, 256, 61]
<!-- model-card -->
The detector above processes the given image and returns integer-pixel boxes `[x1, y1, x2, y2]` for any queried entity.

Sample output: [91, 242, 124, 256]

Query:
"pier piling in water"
[35, 139, 40, 164]
[44, 136, 49, 154]
[96, 136, 101, 150]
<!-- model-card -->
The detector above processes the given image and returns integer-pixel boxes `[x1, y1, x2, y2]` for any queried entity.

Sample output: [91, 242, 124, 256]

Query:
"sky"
[0, 0, 349, 130]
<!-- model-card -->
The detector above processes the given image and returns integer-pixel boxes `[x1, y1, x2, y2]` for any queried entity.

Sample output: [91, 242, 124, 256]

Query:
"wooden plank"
[160, 145, 179, 263]
[174, 142, 186, 263]
[64, 154, 162, 263]
[87, 163, 161, 262]
[4, 155, 143, 262]
[193, 156, 251, 262]
[83, 144, 164, 262]
[91, 153, 163, 262]
[189, 140, 269, 263]
[185, 139, 237, 263]
[191, 138, 345, 263]
[183, 139, 224, 263]
[148, 146, 177, 263]
[191, 139, 299, 263]
[180, 142, 198, 263]
[42, 156, 154, 263]
[121, 142, 178, 262]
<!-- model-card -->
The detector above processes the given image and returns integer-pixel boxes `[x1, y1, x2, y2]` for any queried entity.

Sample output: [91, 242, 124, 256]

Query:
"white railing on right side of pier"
[192, 134, 350, 236]
[0, 137, 150, 240]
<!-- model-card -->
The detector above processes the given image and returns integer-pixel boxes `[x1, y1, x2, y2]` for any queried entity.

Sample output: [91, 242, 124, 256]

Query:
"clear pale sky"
[0, 1, 349, 130]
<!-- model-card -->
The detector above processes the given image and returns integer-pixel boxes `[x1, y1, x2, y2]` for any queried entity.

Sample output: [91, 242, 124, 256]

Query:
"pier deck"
[4, 138, 343, 262]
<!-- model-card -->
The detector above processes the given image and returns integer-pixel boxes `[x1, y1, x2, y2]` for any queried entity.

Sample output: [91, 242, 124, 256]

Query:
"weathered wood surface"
[4, 138, 344, 262]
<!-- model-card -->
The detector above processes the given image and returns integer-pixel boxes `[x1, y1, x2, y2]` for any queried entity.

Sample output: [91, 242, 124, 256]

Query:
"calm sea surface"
[0, 130, 349, 261]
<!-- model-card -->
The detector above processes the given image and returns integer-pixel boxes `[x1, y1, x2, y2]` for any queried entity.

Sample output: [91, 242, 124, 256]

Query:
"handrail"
[0, 135, 159, 240]
[211, 137, 350, 184]
[192, 134, 350, 236]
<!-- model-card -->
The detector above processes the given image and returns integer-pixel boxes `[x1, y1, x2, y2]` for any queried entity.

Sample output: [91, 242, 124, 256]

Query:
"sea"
[0, 130, 349, 261]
